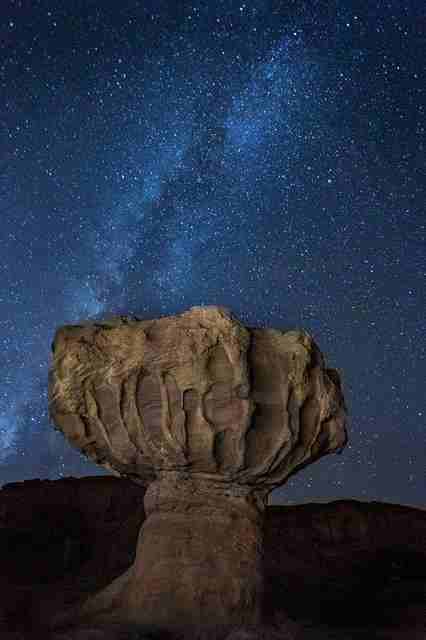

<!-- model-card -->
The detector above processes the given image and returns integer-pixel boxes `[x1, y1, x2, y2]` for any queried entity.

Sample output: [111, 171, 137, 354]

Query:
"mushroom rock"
[48, 306, 347, 632]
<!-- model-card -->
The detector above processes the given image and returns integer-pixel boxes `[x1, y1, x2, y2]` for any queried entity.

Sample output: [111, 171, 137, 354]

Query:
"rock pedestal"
[49, 306, 347, 631]
[86, 475, 265, 628]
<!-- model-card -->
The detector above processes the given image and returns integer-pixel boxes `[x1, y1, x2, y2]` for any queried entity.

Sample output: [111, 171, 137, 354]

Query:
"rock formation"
[48, 306, 347, 631]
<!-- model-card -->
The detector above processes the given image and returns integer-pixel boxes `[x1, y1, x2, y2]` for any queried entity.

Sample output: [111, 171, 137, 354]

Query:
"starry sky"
[1, 1, 424, 506]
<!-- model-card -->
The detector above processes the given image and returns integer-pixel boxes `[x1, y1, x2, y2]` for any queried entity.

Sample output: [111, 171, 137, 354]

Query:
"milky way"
[0, 1, 424, 505]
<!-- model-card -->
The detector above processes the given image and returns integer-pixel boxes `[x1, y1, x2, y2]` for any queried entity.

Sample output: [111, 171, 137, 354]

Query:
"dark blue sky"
[1, 0, 424, 506]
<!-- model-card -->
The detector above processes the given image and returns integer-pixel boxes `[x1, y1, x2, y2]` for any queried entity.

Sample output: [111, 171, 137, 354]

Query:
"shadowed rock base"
[2, 478, 425, 638]
[72, 475, 266, 630]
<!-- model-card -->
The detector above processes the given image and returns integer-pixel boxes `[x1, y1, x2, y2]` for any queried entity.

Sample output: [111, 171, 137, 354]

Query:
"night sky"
[1, 1, 424, 506]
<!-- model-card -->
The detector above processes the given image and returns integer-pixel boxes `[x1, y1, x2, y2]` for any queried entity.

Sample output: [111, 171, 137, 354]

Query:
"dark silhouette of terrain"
[0, 476, 425, 638]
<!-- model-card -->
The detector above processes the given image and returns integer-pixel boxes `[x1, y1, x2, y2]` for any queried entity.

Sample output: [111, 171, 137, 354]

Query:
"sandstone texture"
[0, 477, 425, 638]
[49, 306, 347, 486]
[48, 306, 347, 630]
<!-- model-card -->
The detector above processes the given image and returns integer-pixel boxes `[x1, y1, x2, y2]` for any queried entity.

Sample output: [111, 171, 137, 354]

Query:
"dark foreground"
[0, 477, 425, 639]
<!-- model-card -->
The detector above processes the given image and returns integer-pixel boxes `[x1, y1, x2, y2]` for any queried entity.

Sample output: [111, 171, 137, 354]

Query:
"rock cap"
[49, 306, 347, 491]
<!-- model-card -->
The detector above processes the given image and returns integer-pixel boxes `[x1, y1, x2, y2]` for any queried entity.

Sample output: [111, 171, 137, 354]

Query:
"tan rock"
[49, 306, 347, 631]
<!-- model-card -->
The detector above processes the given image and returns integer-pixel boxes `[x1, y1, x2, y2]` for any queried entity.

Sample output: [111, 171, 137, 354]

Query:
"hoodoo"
[49, 306, 347, 631]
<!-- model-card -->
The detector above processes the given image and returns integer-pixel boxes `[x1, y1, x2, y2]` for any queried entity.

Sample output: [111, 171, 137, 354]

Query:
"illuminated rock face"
[49, 306, 347, 630]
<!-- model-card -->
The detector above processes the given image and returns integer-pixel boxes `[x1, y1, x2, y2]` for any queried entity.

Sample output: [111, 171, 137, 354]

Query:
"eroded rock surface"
[49, 307, 347, 486]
